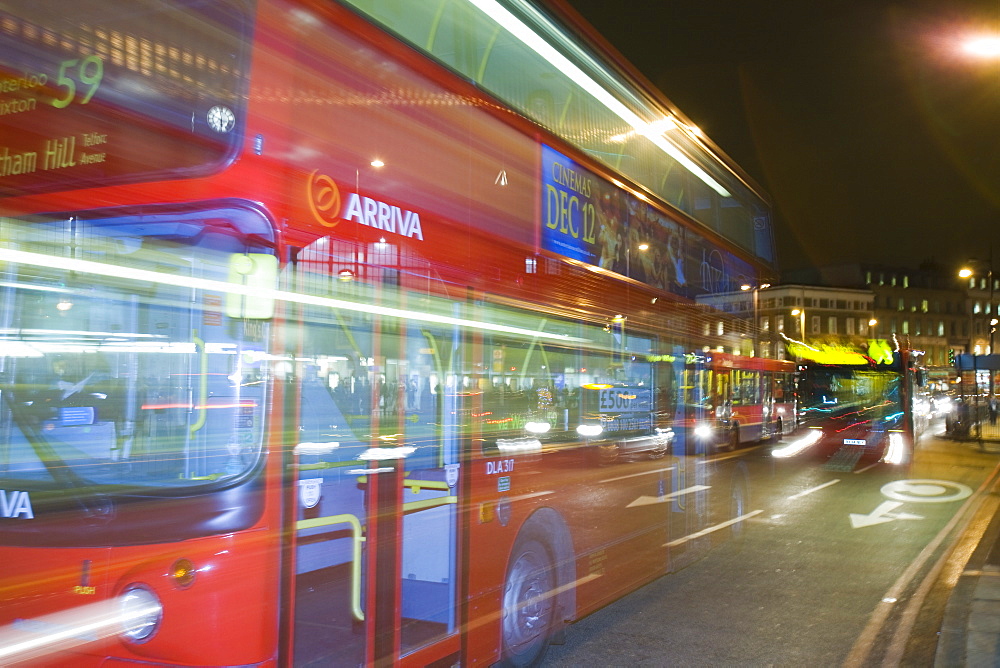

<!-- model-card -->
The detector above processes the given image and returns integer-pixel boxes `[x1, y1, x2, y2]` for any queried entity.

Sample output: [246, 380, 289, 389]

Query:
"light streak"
[0, 247, 585, 344]
[464, 0, 731, 197]
[0, 598, 159, 665]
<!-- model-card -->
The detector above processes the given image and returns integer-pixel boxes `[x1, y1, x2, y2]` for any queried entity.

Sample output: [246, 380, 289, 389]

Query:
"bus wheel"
[594, 443, 619, 467]
[501, 533, 557, 667]
[648, 440, 669, 460]
[721, 425, 739, 451]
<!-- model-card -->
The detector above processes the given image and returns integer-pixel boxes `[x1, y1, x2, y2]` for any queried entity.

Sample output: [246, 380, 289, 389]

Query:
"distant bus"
[776, 340, 925, 467]
[677, 352, 796, 452]
[0, 1, 779, 665]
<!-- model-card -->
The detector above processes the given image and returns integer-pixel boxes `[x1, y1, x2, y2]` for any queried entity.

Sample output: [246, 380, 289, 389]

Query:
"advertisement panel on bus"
[541, 144, 755, 299]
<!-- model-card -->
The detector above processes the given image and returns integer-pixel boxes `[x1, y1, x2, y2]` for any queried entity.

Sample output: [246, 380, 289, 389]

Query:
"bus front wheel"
[501, 533, 557, 667]
[718, 425, 739, 452]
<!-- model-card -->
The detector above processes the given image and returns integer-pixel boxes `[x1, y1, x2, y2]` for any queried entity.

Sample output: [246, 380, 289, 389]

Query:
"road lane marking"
[881, 479, 973, 503]
[599, 465, 675, 484]
[664, 510, 763, 547]
[849, 500, 923, 528]
[786, 478, 840, 500]
[508, 490, 553, 503]
[626, 484, 711, 508]
[844, 460, 1000, 667]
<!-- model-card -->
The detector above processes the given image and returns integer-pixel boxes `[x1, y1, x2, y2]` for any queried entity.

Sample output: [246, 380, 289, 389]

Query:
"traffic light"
[948, 349, 956, 366]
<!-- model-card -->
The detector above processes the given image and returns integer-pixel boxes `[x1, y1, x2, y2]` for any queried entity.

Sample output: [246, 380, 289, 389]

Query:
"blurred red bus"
[0, 0, 781, 665]
[679, 352, 796, 452]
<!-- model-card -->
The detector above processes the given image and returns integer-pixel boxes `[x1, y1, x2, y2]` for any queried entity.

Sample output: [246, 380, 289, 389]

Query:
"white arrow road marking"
[849, 500, 924, 528]
[626, 484, 711, 508]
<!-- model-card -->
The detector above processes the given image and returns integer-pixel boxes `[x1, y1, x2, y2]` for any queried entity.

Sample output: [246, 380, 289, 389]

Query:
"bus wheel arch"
[718, 423, 739, 452]
[500, 507, 574, 667]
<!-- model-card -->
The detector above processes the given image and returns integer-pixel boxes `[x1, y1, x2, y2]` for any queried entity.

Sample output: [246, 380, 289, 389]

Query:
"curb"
[935, 487, 1000, 666]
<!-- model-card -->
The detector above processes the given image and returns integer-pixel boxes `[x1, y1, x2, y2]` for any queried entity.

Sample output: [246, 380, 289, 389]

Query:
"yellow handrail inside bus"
[353, 476, 451, 494]
[298, 460, 365, 471]
[402, 495, 457, 514]
[189, 331, 208, 436]
[295, 513, 366, 622]
[404, 478, 449, 492]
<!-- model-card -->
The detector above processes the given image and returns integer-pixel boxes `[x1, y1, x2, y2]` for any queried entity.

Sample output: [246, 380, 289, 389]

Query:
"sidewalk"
[936, 441, 1000, 667]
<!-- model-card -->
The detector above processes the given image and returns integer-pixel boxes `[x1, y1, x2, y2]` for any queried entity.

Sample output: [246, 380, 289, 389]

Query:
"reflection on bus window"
[0, 206, 272, 490]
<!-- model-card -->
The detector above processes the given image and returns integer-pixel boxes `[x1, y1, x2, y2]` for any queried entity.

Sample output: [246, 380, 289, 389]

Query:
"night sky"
[562, 0, 1000, 276]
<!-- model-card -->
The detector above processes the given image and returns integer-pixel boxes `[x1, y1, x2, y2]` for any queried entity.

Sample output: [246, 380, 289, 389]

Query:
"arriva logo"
[307, 170, 424, 241]
[0, 489, 34, 519]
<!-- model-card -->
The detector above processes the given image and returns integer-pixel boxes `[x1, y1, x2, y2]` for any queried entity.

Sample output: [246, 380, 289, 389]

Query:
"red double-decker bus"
[0, 1, 782, 665]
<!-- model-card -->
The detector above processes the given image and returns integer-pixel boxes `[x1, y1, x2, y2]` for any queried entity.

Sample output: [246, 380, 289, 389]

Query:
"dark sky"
[563, 0, 1000, 276]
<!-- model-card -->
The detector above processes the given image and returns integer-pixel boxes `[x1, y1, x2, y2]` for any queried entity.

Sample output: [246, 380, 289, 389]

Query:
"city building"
[787, 263, 994, 382]
[698, 261, 994, 385]
[696, 283, 876, 361]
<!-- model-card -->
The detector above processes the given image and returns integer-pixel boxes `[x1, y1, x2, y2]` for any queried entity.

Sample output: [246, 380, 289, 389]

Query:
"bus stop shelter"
[949, 354, 1000, 442]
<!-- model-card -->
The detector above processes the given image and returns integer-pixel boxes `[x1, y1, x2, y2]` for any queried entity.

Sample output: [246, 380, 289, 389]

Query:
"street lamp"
[959, 253, 996, 397]
[962, 35, 1000, 58]
[959, 257, 995, 356]
[741, 282, 770, 357]
[791, 308, 806, 341]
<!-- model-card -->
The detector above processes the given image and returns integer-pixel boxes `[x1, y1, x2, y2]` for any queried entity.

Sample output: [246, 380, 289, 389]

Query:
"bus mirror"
[226, 253, 278, 319]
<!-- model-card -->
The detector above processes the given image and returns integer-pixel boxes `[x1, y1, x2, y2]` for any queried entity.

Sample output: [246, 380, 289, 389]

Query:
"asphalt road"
[543, 420, 1000, 666]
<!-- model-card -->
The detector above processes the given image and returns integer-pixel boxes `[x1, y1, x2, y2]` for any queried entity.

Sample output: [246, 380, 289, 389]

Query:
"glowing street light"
[740, 283, 770, 357]
[959, 254, 996, 397]
[791, 308, 805, 340]
[963, 35, 1000, 58]
[958, 258, 995, 357]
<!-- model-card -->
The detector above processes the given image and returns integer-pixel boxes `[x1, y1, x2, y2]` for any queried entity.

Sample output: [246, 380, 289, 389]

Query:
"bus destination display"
[0, 0, 249, 197]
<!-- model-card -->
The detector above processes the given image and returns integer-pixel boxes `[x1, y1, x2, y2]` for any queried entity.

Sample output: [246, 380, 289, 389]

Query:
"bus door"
[288, 239, 461, 666]
[388, 311, 462, 665]
[760, 371, 774, 439]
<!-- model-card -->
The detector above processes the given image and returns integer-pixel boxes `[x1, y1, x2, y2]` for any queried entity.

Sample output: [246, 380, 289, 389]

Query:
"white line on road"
[786, 478, 840, 500]
[627, 485, 711, 508]
[599, 465, 675, 484]
[664, 510, 763, 547]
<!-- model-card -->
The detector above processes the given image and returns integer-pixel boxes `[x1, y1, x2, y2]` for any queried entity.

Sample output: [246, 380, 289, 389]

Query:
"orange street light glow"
[963, 35, 1000, 58]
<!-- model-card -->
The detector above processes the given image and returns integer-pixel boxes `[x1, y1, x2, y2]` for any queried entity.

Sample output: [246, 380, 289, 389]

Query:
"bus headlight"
[694, 424, 713, 440]
[119, 585, 162, 643]
[772, 428, 824, 458]
[884, 432, 906, 465]
[525, 421, 551, 434]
